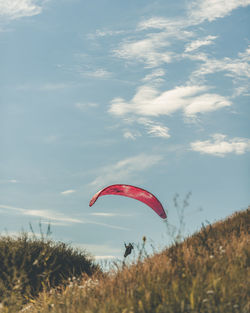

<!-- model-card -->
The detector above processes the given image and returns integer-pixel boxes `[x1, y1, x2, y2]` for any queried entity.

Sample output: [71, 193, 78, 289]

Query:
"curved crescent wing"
[89, 184, 166, 219]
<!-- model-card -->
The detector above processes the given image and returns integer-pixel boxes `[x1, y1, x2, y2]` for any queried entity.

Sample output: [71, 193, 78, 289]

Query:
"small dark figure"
[124, 242, 134, 258]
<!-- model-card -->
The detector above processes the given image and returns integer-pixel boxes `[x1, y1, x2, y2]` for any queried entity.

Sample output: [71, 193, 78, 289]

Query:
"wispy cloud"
[190, 46, 250, 82]
[17, 82, 73, 91]
[0, 204, 130, 230]
[113, 32, 173, 68]
[109, 84, 231, 118]
[43, 135, 58, 144]
[187, 45, 250, 96]
[8, 179, 18, 183]
[60, 189, 76, 195]
[75, 102, 98, 110]
[88, 29, 125, 39]
[185, 35, 217, 52]
[83, 68, 112, 79]
[0, 0, 45, 20]
[90, 212, 133, 217]
[137, 118, 170, 138]
[137, 17, 194, 38]
[123, 131, 140, 141]
[142, 69, 166, 84]
[0, 179, 18, 184]
[90, 154, 163, 188]
[0, 204, 83, 224]
[190, 134, 250, 157]
[112, 16, 196, 69]
[188, 0, 250, 23]
[90, 213, 118, 217]
[39, 82, 71, 91]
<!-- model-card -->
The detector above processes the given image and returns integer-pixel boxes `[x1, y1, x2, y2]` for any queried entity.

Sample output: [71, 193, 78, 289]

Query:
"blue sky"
[0, 0, 249, 260]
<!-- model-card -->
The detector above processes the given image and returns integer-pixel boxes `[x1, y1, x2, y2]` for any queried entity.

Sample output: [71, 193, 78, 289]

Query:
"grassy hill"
[0, 233, 100, 311]
[1, 208, 249, 313]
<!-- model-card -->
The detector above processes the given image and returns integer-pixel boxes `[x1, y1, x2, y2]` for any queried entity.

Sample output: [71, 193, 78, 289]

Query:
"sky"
[0, 0, 249, 261]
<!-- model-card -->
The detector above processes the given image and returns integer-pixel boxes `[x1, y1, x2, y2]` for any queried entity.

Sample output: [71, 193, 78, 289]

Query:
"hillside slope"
[5, 208, 250, 313]
[0, 234, 99, 310]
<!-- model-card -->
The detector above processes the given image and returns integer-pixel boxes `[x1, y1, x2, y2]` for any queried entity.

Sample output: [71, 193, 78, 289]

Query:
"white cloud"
[188, 0, 250, 23]
[109, 84, 231, 118]
[0, 0, 44, 20]
[191, 134, 250, 157]
[185, 35, 217, 52]
[113, 32, 173, 68]
[184, 93, 231, 117]
[112, 16, 196, 69]
[61, 189, 76, 195]
[113, 1, 249, 70]
[112, 2, 250, 70]
[90, 154, 163, 188]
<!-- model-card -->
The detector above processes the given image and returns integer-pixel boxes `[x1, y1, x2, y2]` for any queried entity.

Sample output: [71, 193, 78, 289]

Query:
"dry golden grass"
[2, 208, 249, 313]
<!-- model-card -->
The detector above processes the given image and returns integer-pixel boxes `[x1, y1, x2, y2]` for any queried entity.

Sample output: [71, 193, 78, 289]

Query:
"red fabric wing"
[89, 184, 166, 219]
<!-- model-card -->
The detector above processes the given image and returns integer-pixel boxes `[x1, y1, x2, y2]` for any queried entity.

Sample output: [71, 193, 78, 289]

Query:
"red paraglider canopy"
[89, 184, 167, 219]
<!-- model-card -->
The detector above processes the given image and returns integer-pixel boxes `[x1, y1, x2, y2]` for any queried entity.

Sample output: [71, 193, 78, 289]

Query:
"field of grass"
[0, 231, 100, 311]
[1, 208, 249, 313]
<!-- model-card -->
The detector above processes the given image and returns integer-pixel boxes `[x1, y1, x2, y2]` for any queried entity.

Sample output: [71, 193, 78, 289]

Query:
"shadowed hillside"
[2, 208, 249, 313]
[0, 233, 100, 310]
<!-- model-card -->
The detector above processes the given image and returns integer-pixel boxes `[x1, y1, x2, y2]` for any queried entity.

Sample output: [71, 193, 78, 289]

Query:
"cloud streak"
[185, 35, 217, 52]
[61, 189, 76, 195]
[0, 204, 130, 230]
[83, 68, 112, 79]
[90, 154, 163, 188]
[75, 102, 99, 110]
